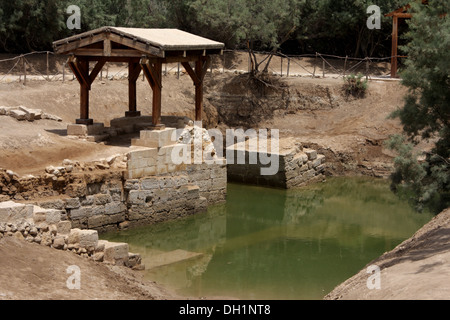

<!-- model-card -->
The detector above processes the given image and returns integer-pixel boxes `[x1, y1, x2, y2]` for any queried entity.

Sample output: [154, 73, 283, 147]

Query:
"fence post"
[343, 55, 348, 78]
[63, 61, 66, 82]
[177, 62, 180, 79]
[280, 56, 283, 77]
[322, 57, 325, 78]
[313, 52, 317, 78]
[287, 58, 290, 77]
[366, 57, 369, 81]
[22, 56, 27, 85]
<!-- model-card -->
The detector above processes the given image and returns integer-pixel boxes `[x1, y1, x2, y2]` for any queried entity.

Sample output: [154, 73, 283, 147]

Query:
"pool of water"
[102, 177, 432, 300]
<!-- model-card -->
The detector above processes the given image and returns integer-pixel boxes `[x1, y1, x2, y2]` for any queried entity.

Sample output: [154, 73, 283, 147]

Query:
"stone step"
[132, 127, 178, 149]
[143, 249, 204, 270]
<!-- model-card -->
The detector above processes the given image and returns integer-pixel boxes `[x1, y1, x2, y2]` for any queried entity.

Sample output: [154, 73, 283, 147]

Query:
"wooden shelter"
[53, 27, 224, 126]
[386, 0, 428, 78]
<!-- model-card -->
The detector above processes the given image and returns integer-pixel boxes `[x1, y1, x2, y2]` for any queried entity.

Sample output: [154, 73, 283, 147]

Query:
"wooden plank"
[54, 33, 106, 54]
[73, 48, 143, 58]
[108, 33, 164, 57]
[103, 39, 111, 57]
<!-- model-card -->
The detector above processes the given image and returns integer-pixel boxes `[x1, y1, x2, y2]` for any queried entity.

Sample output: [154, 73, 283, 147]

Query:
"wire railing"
[0, 50, 401, 84]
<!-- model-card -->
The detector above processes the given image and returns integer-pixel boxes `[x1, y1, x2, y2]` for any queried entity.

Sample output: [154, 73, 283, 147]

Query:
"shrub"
[343, 73, 368, 98]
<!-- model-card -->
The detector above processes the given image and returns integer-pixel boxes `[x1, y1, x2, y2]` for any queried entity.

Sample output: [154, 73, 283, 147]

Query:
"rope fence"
[0, 50, 402, 84]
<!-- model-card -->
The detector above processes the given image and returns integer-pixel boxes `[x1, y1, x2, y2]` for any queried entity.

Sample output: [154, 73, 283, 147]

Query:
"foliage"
[387, 0, 449, 213]
[0, 0, 411, 58]
[343, 73, 368, 98]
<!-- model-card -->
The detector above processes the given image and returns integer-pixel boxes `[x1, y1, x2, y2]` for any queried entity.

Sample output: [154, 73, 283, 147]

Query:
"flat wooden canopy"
[53, 27, 225, 126]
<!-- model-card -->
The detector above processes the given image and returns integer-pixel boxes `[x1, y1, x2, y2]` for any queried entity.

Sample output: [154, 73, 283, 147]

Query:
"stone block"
[64, 197, 81, 209]
[94, 194, 112, 205]
[138, 128, 177, 148]
[57, 221, 72, 234]
[128, 190, 153, 205]
[304, 148, 317, 161]
[9, 109, 27, 121]
[67, 123, 105, 136]
[70, 207, 93, 220]
[68, 228, 98, 249]
[103, 241, 129, 266]
[141, 178, 160, 190]
[0, 201, 33, 223]
[105, 202, 126, 215]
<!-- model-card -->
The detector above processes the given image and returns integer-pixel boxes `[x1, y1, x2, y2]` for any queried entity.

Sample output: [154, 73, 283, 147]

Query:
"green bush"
[343, 73, 368, 98]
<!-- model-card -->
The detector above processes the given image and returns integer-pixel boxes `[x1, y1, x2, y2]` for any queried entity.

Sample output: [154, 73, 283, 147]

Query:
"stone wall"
[227, 138, 326, 189]
[0, 201, 143, 269]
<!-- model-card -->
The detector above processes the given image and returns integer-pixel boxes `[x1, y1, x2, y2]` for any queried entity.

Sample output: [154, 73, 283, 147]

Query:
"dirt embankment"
[325, 208, 450, 300]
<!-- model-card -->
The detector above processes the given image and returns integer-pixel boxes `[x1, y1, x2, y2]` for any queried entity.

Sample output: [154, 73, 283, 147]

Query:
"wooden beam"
[195, 59, 204, 122]
[68, 56, 90, 89]
[108, 33, 164, 58]
[54, 33, 106, 54]
[103, 39, 111, 57]
[127, 62, 141, 117]
[89, 58, 106, 84]
[78, 60, 91, 123]
[73, 48, 144, 58]
[140, 58, 163, 125]
[181, 62, 201, 86]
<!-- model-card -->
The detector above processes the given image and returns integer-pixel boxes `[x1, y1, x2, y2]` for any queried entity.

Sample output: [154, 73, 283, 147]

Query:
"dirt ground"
[0, 58, 448, 300]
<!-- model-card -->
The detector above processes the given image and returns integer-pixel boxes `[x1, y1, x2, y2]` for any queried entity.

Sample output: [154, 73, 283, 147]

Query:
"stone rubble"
[0, 201, 144, 270]
[0, 105, 62, 122]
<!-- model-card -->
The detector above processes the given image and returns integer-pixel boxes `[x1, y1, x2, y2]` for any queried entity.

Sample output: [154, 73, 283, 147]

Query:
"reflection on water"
[102, 177, 432, 300]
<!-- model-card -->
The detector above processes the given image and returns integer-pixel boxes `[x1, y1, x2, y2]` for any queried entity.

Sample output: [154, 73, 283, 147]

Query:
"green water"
[102, 177, 432, 300]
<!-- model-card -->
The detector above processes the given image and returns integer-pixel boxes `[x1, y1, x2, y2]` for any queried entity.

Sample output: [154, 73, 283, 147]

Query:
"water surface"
[102, 177, 432, 300]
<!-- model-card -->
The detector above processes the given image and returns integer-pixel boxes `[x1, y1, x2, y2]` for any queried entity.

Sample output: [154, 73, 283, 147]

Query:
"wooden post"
[152, 61, 163, 126]
[46, 52, 49, 81]
[366, 57, 370, 81]
[343, 55, 348, 77]
[313, 52, 317, 78]
[195, 59, 205, 122]
[280, 57, 283, 77]
[177, 62, 180, 79]
[126, 61, 141, 117]
[78, 60, 91, 124]
[391, 15, 399, 78]
[323, 59, 325, 78]
[287, 58, 290, 77]
[22, 56, 26, 85]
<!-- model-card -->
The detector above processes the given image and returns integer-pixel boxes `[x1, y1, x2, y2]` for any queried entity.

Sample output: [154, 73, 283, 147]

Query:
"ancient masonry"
[227, 137, 326, 189]
[0, 117, 227, 235]
[0, 201, 143, 269]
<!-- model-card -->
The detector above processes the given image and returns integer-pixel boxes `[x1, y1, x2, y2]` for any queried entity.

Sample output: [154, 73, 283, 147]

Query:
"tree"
[0, 0, 66, 52]
[190, 0, 303, 74]
[387, 0, 449, 213]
